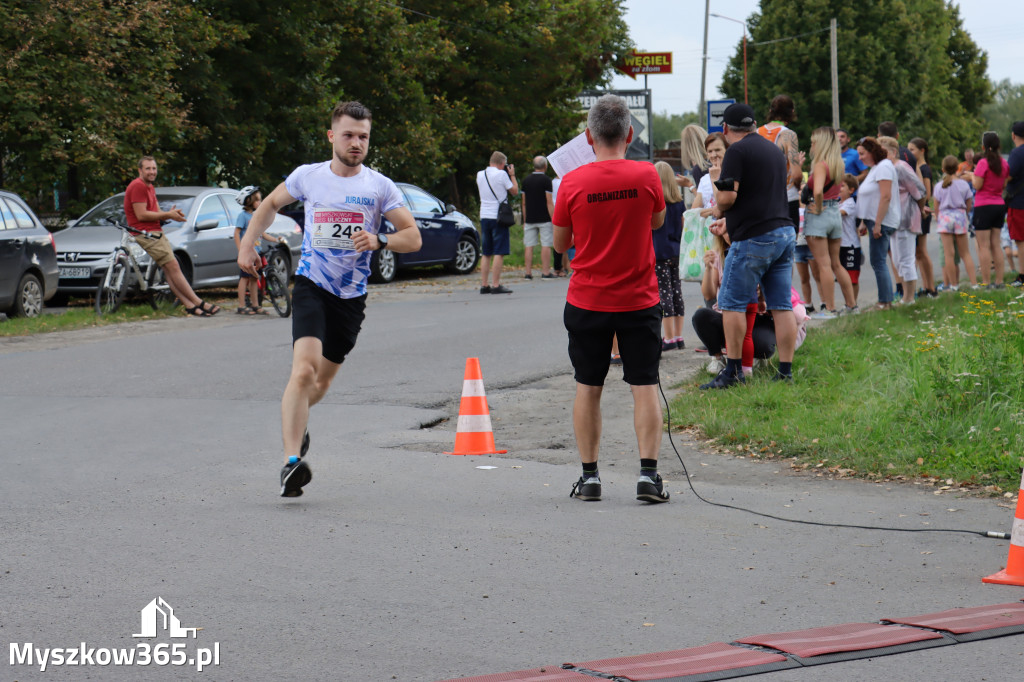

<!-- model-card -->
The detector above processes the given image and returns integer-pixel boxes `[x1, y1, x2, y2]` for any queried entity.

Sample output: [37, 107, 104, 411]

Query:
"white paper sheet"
[547, 131, 596, 178]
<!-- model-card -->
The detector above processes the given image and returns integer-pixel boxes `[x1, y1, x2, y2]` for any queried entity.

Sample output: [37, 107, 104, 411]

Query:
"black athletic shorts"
[973, 204, 1007, 231]
[291, 275, 367, 364]
[564, 302, 661, 386]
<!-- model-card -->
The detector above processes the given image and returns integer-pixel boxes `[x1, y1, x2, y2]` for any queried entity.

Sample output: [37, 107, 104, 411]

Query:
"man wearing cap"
[1007, 121, 1024, 286]
[704, 102, 798, 388]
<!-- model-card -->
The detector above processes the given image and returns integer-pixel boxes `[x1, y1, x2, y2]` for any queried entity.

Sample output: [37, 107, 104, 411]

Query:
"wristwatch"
[377, 233, 389, 251]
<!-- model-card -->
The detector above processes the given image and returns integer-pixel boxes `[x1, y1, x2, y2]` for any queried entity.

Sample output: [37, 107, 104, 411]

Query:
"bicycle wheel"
[95, 249, 130, 315]
[267, 272, 291, 317]
[145, 262, 176, 311]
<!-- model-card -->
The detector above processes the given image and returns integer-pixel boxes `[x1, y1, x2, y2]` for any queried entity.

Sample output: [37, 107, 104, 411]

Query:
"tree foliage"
[0, 0, 224, 208]
[719, 0, 991, 161]
[981, 79, 1024, 147]
[651, 110, 700, 149]
[0, 0, 631, 218]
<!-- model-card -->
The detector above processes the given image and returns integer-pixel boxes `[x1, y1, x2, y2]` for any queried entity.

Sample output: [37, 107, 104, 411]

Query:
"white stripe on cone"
[1012, 517, 1024, 549]
[457, 414, 493, 433]
[462, 379, 486, 397]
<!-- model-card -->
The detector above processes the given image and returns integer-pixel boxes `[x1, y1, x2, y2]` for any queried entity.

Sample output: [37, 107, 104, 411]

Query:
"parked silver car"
[53, 187, 302, 298]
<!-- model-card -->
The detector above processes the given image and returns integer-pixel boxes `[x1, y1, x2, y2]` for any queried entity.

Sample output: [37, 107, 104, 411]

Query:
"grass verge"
[0, 299, 205, 337]
[669, 289, 1024, 495]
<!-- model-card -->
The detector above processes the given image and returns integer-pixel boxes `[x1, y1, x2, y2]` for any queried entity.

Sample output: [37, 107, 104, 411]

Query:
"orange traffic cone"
[983, 469, 1024, 586]
[444, 357, 507, 456]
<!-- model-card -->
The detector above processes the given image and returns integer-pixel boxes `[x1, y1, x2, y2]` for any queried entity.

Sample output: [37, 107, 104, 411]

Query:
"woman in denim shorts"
[804, 127, 856, 316]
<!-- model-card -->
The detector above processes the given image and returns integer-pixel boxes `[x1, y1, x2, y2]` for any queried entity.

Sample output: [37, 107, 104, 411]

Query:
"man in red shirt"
[124, 156, 220, 316]
[553, 94, 669, 504]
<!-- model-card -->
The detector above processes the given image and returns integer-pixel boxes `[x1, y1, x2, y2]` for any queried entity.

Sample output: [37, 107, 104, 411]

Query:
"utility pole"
[699, 0, 709, 128]
[830, 17, 839, 129]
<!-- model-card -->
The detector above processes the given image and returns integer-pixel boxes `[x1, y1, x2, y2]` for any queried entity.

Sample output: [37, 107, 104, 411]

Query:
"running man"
[238, 101, 421, 497]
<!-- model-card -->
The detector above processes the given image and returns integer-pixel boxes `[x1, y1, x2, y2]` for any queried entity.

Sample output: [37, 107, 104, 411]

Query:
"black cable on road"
[657, 377, 1012, 541]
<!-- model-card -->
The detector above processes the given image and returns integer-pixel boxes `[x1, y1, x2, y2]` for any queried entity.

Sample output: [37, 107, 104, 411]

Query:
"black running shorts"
[564, 302, 662, 386]
[291, 275, 367, 364]
[972, 203, 1007, 231]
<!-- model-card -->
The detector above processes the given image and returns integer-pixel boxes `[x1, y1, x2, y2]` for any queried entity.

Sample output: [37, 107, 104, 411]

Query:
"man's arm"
[553, 223, 572, 254]
[238, 182, 296, 274]
[779, 129, 803, 186]
[545, 191, 554, 221]
[712, 181, 739, 216]
[651, 208, 666, 230]
[505, 166, 519, 196]
[352, 206, 421, 253]
[132, 202, 184, 223]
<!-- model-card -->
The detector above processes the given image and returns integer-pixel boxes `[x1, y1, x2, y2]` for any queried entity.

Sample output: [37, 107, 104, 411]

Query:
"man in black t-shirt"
[520, 156, 555, 278]
[703, 103, 798, 388]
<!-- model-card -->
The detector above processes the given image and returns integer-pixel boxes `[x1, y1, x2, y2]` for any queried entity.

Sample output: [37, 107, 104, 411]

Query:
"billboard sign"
[615, 51, 673, 79]
[576, 90, 653, 162]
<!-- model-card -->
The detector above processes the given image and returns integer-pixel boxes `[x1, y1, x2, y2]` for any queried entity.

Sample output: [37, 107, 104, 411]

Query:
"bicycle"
[94, 220, 174, 315]
[253, 251, 291, 317]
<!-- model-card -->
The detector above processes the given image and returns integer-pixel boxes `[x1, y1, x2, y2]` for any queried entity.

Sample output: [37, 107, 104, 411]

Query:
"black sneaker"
[699, 367, 745, 390]
[636, 473, 670, 503]
[490, 285, 513, 294]
[661, 339, 678, 351]
[480, 285, 492, 294]
[280, 456, 312, 497]
[570, 475, 602, 501]
[772, 372, 793, 382]
[300, 430, 310, 458]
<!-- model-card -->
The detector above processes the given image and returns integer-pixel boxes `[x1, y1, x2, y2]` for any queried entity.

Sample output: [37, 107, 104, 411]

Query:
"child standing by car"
[234, 186, 285, 314]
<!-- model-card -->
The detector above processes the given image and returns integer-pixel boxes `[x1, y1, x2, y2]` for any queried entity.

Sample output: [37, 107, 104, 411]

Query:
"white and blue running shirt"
[286, 161, 405, 299]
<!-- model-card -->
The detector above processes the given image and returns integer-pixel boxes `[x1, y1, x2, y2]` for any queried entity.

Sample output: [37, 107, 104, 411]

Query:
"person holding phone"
[704, 103, 798, 387]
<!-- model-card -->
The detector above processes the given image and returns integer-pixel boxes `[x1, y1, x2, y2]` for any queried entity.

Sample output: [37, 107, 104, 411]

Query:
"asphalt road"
[2, 267, 1021, 682]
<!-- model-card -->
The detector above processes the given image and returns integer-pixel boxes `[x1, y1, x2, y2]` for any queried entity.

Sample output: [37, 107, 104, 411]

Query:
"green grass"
[0, 298, 204, 337]
[669, 289, 1024, 494]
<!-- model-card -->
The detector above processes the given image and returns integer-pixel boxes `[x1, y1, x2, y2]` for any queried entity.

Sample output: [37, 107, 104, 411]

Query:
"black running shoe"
[280, 456, 312, 497]
[300, 430, 310, 458]
[636, 473, 670, 503]
[699, 367, 745, 390]
[570, 475, 602, 501]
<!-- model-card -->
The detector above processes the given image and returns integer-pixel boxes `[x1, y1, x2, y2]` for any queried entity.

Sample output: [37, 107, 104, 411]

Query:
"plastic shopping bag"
[679, 209, 714, 282]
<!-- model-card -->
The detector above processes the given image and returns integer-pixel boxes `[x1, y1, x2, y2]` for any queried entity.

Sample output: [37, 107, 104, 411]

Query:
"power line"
[750, 25, 833, 47]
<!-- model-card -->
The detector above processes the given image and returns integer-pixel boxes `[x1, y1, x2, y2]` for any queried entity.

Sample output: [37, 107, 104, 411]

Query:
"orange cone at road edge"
[983, 468, 1024, 586]
[444, 357, 507, 456]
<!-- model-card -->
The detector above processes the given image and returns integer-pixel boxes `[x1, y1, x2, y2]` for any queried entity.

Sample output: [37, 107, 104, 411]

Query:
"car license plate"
[59, 266, 91, 279]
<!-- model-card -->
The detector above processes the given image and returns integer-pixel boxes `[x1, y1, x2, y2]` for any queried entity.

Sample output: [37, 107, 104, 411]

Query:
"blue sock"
[582, 462, 599, 479]
[778, 361, 792, 377]
[726, 358, 742, 376]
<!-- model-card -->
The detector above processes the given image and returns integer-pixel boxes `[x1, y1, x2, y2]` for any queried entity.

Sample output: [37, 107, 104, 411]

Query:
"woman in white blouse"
[855, 137, 901, 310]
